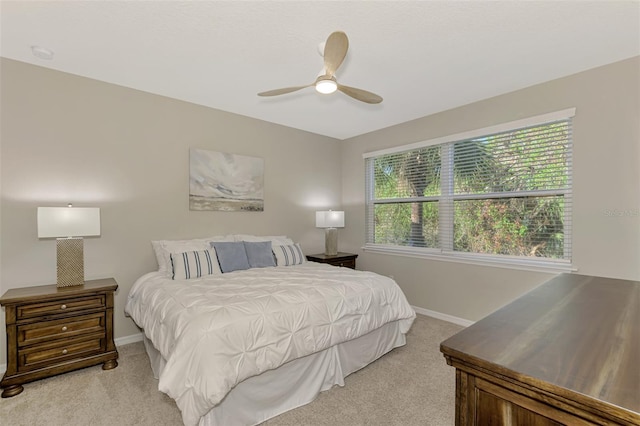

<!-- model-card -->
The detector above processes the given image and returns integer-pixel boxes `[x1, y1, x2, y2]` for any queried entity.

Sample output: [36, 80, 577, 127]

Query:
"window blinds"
[365, 109, 573, 262]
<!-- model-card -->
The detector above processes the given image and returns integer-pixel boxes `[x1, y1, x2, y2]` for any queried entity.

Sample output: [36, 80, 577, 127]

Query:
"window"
[364, 109, 574, 271]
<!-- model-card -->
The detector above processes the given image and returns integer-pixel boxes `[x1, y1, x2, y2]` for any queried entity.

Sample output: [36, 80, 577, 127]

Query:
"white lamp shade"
[37, 207, 101, 238]
[316, 211, 345, 228]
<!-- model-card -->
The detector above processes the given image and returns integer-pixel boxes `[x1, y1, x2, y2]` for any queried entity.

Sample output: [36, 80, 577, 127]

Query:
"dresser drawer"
[18, 313, 105, 347]
[18, 335, 105, 371]
[16, 295, 106, 320]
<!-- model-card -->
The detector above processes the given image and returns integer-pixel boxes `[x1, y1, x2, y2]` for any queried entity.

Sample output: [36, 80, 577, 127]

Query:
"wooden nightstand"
[306, 252, 358, 269]
[0, 278, 119, 398]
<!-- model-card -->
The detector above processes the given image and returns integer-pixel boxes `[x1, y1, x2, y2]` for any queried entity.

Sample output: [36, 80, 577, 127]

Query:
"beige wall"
[341, 56, 640, 321]
[1, 56, 639, 366]
[0, 59, 342, 364]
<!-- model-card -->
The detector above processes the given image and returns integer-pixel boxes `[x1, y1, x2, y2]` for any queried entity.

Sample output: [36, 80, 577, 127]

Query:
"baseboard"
[412, 305, 475, 327]
[115, 332, 144, 346]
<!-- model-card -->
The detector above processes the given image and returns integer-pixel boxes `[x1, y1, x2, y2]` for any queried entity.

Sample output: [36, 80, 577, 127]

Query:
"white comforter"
[125, 263, 416, 426]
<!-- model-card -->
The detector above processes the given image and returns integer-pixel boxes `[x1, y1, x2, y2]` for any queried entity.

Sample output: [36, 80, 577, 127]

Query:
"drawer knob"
[62, 349, 68, 355]
[60, 304, 67, 310]
[61, 326, 68, 332]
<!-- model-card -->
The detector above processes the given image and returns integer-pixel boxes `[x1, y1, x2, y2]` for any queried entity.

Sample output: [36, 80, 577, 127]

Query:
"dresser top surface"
[441, 273, 640, 418]
[0, 278, 118, 305]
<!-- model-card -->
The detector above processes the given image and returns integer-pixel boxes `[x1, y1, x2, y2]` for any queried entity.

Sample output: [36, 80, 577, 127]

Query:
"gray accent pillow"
[210, 241, 250, 273]
[243, 241, 276, 268]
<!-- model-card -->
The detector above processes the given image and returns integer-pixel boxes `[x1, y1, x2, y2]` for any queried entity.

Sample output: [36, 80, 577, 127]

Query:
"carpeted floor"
[0, 314, 462, 426]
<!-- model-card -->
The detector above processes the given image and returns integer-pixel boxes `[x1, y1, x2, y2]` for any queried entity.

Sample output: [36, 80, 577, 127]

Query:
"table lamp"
[37, 205, 101, 287]
[316, 210, 344, 256]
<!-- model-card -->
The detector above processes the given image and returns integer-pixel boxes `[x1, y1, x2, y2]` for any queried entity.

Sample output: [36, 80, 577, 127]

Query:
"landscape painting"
[189, 149, 264, 211]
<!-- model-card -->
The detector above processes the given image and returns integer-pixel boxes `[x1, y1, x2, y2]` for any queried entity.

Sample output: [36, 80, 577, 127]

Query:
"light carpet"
[0, 314, 462, 426]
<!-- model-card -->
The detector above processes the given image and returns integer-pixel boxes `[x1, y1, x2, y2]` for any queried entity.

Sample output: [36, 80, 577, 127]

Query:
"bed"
[125, 235, 416, 426]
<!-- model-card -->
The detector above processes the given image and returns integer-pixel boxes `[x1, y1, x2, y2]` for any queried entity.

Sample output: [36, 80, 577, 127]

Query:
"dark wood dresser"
[0, 278, 119, 397]
[306, 252, 358, 269]
[441, 274, 639, 425]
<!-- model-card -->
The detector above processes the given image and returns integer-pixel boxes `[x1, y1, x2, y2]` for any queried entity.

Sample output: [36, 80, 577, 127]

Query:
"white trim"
[363, 244, 576, 274]
[363, 107, 576, 158]
[115, 332, 144, 347]
[413, 306, 474, 327]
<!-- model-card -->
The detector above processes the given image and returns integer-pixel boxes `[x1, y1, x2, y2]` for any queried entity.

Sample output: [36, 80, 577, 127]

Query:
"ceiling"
[1, 1, 639, 140]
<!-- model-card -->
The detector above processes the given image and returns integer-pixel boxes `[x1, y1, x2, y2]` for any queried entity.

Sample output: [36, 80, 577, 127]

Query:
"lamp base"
[324, 228, 338, 256]
[56, 238, 85, 287]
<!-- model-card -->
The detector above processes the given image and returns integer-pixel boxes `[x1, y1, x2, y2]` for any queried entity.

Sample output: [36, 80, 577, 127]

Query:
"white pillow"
[152, 235, 234, 276]
[273, 243, 306, 266]
[170, 248, 222, 280]
[233, 234, 294, 246]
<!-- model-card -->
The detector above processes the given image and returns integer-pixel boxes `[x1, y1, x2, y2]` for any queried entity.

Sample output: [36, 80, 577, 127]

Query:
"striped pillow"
[273, 243, 306, 266]
[170, 248, 221, 280]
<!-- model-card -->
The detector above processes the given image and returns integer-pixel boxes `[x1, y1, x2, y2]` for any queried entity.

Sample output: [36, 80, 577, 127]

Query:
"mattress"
[125, 262, 416, 426]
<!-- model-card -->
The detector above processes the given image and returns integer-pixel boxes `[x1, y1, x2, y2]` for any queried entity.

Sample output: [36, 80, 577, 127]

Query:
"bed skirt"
[142, 319, 407, 426]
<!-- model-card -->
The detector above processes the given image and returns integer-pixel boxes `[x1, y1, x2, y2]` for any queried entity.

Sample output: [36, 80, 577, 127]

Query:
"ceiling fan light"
[315, 79, 337, 94]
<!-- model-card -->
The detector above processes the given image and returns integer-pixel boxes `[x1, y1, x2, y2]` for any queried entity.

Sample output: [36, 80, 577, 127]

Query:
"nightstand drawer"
[306, 253, 358, 270]
[18, 313, 106, 347]
[17, 295, 106, 320]
[334, 259, 356, 269]
[19, 335, 105, 370]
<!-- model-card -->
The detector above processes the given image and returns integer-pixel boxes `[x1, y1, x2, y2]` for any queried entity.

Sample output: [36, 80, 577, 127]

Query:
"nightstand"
[306, 252, 358, 269]
[0, 278, 119, 398]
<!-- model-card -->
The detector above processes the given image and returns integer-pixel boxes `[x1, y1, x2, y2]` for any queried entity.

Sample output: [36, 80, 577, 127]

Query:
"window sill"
[362, 244, 576, 274]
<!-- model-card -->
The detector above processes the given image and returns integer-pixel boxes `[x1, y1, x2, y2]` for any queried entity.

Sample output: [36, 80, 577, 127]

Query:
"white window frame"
[363, 108, 576, 274]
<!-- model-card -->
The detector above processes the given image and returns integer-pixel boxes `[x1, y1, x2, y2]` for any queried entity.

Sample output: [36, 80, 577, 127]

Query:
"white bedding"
[125, 262, 416, 426]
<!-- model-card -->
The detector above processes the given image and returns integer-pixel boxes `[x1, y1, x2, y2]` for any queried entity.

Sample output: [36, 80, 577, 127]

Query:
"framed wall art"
[189, 148, 264, 212]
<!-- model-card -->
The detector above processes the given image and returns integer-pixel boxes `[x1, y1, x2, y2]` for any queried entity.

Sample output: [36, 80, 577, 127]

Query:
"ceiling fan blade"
[323, 31, 349, 76]
[258, 85, 311, 97]
[337, 84, 383, 104]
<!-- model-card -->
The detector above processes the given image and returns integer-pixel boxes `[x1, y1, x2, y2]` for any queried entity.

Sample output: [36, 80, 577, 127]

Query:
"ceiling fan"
[258, 31, 383, 104]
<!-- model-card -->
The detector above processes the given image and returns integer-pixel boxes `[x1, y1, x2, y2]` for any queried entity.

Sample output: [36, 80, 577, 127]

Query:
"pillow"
[211, 241, 250, 273]
[243, 241, 276, 268]
[152, 239, 209, 276]
[170, 248, 222, 280]
[273, 243, 306, 266]
[233, 234, 294, 246]
[152, 235, 233, 276]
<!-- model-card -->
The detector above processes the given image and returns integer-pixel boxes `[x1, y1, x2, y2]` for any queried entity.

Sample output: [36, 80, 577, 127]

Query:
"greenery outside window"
[364, 109, 575, 272]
